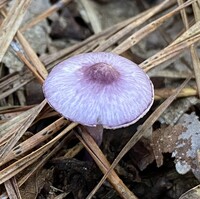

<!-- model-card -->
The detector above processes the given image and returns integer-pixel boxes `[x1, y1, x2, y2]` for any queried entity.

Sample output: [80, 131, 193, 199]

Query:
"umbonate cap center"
[83, 62, 120, 84]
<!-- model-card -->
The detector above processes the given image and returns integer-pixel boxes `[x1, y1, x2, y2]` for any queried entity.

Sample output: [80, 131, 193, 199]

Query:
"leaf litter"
[1, 0, 200, 199]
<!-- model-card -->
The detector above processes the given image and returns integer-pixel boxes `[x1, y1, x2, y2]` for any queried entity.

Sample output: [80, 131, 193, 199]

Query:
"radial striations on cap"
[43, 52, 154, 129]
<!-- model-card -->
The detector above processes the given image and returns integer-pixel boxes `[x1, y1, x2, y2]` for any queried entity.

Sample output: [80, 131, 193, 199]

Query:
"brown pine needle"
[86, 77, 192, 199]
[0, 0, 32, 62]
[20, 0, 72, 32]
[75, 127, 138, 199]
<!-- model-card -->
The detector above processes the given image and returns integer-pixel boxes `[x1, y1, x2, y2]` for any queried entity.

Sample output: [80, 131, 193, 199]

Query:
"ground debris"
[172, 113, 200, 180]
[152, 124, 186, 167]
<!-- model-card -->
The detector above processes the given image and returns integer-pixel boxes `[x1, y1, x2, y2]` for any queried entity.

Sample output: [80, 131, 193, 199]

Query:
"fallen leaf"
[20, 169, 53, 199]
[152, 124, 185, 167]
[172, 112, 200, 180]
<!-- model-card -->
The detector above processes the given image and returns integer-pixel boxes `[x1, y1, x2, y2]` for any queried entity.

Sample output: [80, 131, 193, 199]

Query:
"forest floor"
[0, 0, 200, 198]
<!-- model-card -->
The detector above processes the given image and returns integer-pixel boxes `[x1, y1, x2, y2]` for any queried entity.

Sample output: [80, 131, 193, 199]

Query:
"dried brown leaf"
[20, 169, 53, 199]
[152, 125, 186, 167]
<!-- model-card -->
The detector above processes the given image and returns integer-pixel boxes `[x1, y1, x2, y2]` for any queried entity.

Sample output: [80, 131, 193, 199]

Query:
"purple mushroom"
[43, 52, 154, 145]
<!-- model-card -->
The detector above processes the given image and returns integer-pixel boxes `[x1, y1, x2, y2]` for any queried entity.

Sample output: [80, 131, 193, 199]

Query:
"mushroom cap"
[43, 52, 154, 129]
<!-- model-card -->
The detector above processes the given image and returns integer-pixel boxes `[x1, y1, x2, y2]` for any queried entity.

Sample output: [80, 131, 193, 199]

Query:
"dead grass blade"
[154, 87, 197, 100]
[0, 0, 7, 9]
[10, 41, 44, 84]
[4, 178, 21, 199]
[190, 0, 200, 97]
[47, 1, 175, 64]
[0, 0, 32, 62]
[42, 15, 146, 66]
[0, 122, 78, 185]
[0, 70, 33, 100]
[20, 0, 72, 32]
[0, 102, 43, 139]
[0, 117, 67, 167]
[75, 127, 138, 199]
[153, 70, 193, 78]
[112, 0, 195, 55]
[79, 0, 102, 33]
[94, 0, 173, 52]
[190, 46, 200, 97]
[86, 77, 192, 199]
[16, 31, 48, 80]
[177, 0, 190, 29]
[0, 72, 20, 90]
[62, 142, 84, 158]
[0, 117, 28, 147]
[0, 100, 46, 161]
[177, 0, 200, 98]
[0, 105, 34, 114]
[0, 0, 198, 198]
[18, 131, 73, 187]
[141, 20, 200, 72]
[192, 0, 200, 21]
[0, 131, 74, 198]
[1, 8, 48, 83]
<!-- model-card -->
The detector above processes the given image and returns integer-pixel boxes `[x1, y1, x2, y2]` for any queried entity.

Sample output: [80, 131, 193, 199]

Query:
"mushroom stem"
[85, 125, 104, 146]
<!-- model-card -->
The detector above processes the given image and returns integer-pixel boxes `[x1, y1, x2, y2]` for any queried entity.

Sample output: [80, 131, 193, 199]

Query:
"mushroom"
[43, 52, 154, 145]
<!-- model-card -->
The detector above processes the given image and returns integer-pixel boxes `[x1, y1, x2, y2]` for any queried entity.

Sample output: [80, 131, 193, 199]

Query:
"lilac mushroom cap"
[43, 52, 154, 129]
